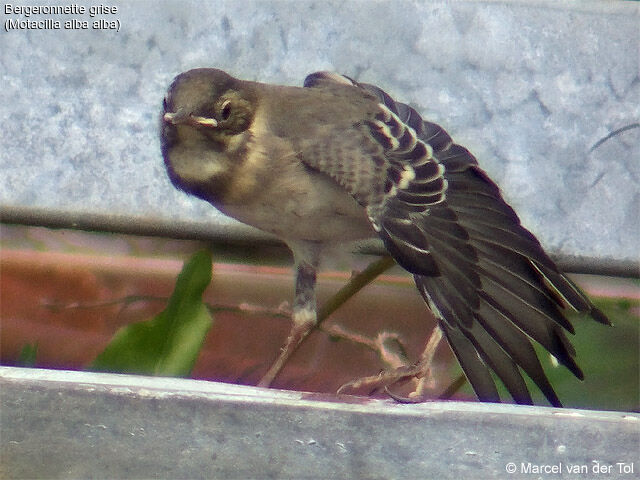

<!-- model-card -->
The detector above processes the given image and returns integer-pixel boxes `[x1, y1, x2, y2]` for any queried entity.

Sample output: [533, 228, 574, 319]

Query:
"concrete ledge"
[1, 367, 638, 479]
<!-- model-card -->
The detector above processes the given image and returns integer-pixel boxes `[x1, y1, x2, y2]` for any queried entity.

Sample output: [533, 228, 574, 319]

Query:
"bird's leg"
[258, 259, 318, 388]
[338, 324, 444, 402]
[388, 324, 443, 402]
[258, 254, 395, 389]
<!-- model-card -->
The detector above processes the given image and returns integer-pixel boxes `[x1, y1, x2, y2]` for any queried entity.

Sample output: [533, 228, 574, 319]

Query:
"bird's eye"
[221, 100, 232, 121]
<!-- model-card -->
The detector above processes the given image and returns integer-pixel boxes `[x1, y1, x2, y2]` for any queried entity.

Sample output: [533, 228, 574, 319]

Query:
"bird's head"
[160, 68, 258, 204]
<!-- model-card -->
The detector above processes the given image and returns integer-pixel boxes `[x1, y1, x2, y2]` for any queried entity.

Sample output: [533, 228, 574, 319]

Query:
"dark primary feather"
[303, 72, 610, 406]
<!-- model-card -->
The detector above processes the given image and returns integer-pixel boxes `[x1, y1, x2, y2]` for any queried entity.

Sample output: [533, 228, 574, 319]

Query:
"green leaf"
[90, 249, 214, 377]
[17, 343, 38, 367]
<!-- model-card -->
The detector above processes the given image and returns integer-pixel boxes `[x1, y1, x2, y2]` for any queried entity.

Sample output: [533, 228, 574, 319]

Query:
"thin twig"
[438, 374, 467, 400]
[317, 255, 396, 324]
[41, 295, 167, 311]
[589, 123, 640, 153]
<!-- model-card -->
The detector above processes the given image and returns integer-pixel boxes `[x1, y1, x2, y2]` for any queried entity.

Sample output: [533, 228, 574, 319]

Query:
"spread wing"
[303, 72, 610, 406]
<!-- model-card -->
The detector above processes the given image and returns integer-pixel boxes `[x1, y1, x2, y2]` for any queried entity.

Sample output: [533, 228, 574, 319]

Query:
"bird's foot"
[337, 324, 444, 403]
[336, 362, 430, 399]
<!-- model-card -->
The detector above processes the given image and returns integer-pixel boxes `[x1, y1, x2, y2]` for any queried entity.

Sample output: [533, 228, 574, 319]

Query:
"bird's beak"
[163, 110, 218, 128]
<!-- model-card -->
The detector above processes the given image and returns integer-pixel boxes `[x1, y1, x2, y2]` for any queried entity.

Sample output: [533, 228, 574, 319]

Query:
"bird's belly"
[220, 173, 375, 243]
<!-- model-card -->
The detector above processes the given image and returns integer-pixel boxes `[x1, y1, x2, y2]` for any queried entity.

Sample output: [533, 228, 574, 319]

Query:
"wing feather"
[302, 72, 610, 405]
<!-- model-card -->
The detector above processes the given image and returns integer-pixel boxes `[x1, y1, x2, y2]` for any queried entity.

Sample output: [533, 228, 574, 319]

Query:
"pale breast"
[221, 163, 375, 243]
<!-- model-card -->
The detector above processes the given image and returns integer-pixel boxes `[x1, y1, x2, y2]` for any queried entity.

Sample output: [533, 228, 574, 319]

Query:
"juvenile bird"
[160, 68, 610, 406]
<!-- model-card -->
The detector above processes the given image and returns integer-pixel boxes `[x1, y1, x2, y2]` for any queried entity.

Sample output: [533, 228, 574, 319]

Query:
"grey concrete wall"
[1, 1, 638, 271]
